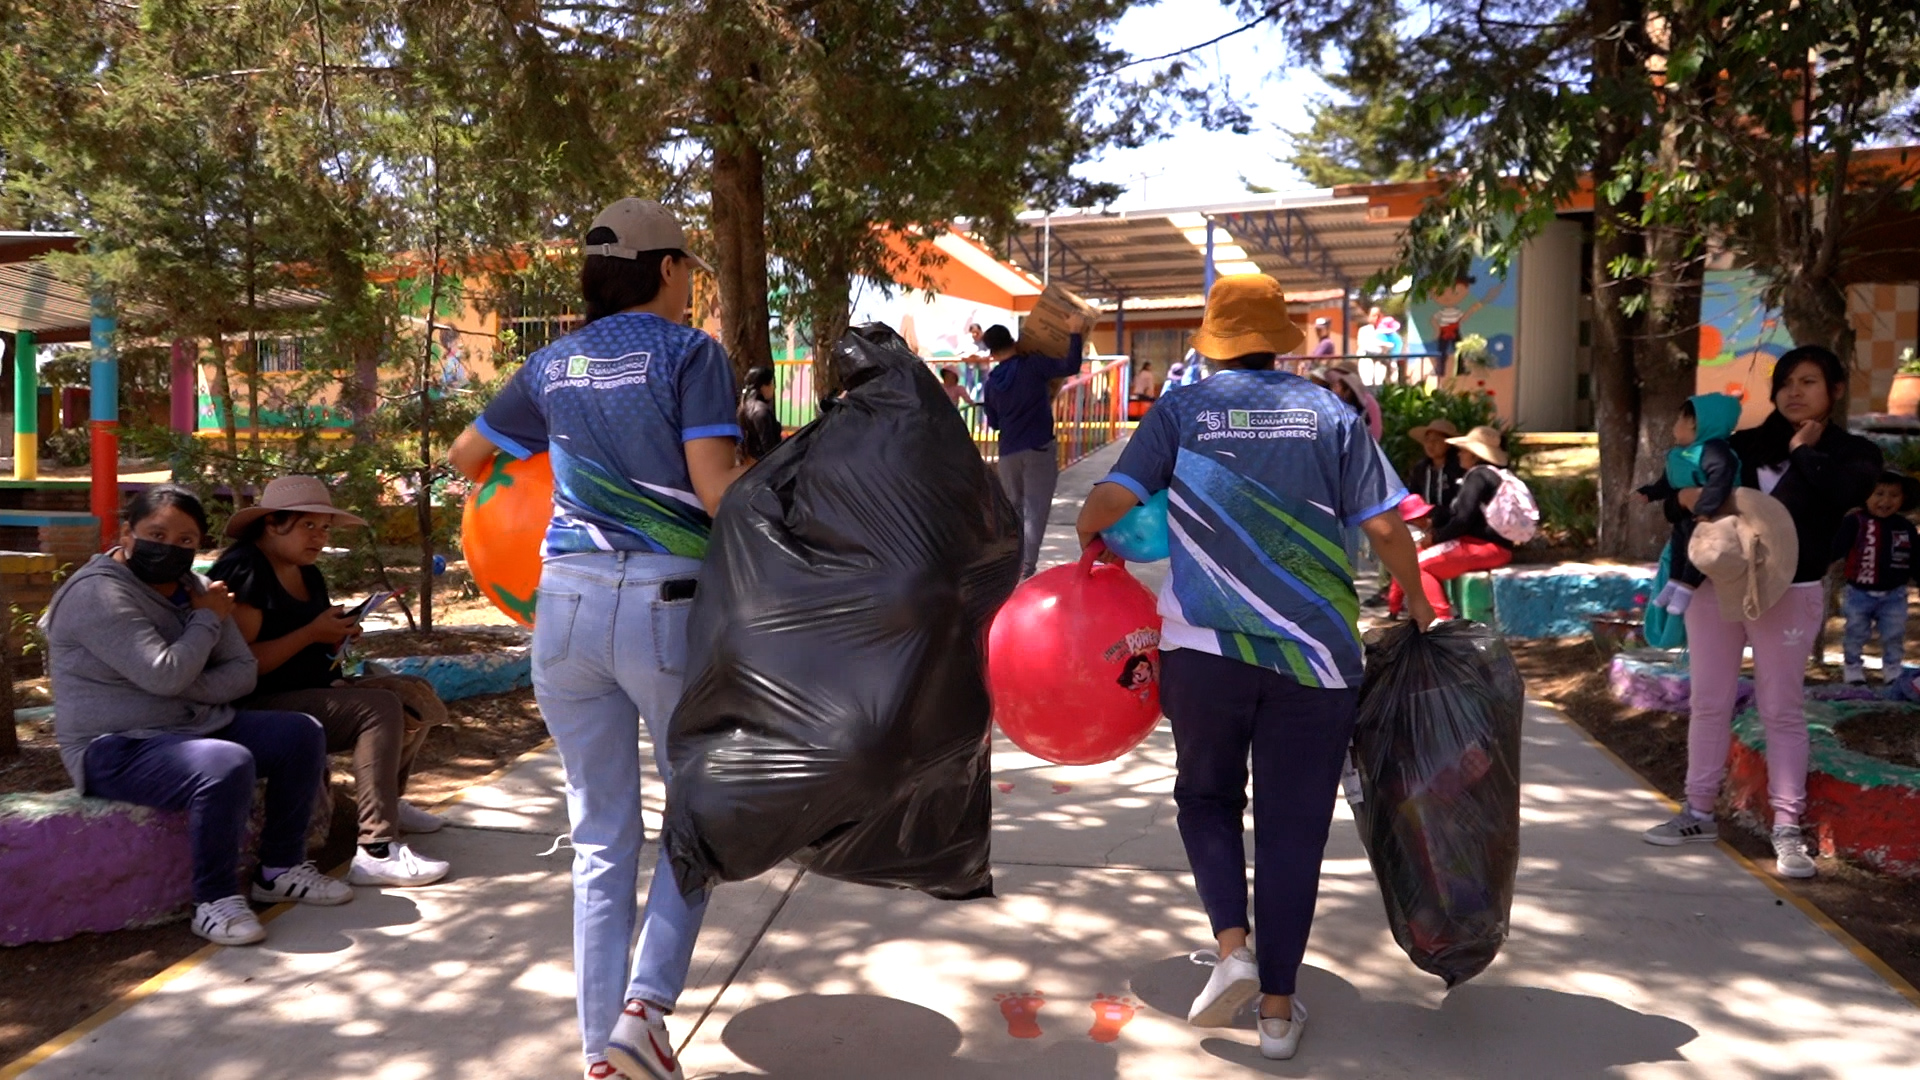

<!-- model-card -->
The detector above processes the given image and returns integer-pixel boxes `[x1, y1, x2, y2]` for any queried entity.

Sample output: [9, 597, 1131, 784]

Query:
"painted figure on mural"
[1431, 276, 1505, 376]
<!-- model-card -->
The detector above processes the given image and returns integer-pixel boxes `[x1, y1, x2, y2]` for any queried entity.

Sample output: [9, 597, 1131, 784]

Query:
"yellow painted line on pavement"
[1548, 701, 1920, 1012]
[2, 737, 560, 1076]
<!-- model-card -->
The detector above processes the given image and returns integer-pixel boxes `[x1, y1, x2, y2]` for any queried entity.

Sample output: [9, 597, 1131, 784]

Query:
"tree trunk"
[1637, 230, 1705, 561]
[211, 330, 239, 457]
[712, 137, 773, 381]
[805, 245, 856, 399]
[1589, 0, 1654, 559]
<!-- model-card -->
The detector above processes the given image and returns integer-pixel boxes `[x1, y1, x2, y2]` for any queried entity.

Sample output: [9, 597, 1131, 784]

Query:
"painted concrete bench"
[3, 646, 532, 946]
[1729, 701, 1920, 878]
[365, 645, 531, 701]
[1608, 651, 1883, 714]
[1485, 562, 1656, 640]
[0, 791, 257, 946]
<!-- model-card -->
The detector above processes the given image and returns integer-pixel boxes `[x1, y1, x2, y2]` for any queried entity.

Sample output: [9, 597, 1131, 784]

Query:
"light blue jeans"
[1842, 584, 1908, 672]
[532, 552, 709, 1061]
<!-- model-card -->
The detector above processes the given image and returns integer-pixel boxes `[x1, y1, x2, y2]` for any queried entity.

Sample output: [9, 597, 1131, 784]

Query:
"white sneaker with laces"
[191, 895, 266, 946]
[397, 799, 446, 834]
[349, 843, 450, 887]
[1258, 999, 1309, 1060]
[1772, 824, 1817, 879]
[1186, 946, 1261, 1027]
[250, 861, 354, 906]
[606, 999, 684, 1080]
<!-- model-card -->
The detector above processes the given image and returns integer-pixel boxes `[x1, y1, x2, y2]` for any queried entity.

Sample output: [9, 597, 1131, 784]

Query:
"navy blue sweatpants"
[1162, 648, 1359, 997]
[83, 711, 326, 903]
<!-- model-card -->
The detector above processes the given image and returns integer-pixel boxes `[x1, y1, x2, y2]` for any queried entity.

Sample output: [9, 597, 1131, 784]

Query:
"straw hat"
[224, 476, 369, 538]
[1688, 488, 1800, 623]
[1193, 275, 1305, 360]
[1408, 417, 1460, 443]
[1445, 425, 1510, 467]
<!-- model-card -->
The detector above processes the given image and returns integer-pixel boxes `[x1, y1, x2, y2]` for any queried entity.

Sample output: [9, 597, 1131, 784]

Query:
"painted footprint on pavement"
[995, 991, 1047, 1038]
[996, 782, 1015, 794]
[1087, 994, 1138, 1043]
[1051, 782, 1073, 795]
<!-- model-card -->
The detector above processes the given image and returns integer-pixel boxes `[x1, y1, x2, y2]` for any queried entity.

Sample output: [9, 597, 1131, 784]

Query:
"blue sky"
[1079, 3, 1329, 208]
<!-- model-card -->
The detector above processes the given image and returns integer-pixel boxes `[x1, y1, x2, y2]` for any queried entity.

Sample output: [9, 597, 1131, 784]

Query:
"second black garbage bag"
[663, 324, 1022, 901]
[1350, 620, 1525, 986]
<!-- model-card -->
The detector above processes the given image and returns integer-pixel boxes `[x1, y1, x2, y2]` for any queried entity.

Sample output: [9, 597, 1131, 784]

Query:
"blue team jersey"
[1105, 370, 1404, 688]
[476, 312, 741, 558]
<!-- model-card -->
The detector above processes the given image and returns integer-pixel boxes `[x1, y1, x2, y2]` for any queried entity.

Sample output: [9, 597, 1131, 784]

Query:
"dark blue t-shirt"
[1106, 370, 1404, 688]
[982, 335, 1083, 455]
[476, 312, 740, 558]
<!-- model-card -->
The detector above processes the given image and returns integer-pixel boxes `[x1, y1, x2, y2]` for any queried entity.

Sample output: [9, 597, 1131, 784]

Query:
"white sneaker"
[1186, 947, 1261, 1027]
[1843, 664, 1867, 685]
[1772, 825, 1817, 879]
[606, 999, 684, 1080]
[585, 1062, 634, 1080]
[1258, 999, 1309, 1060]
[250, 861, 354, 906]
[397, 799, 446, 834]
[348, 843, 450, 887]
[191, 895, 266, 946]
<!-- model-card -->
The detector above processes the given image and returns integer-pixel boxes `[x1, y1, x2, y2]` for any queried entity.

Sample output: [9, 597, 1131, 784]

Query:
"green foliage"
[1899, 348, 1920, 378]
[1882, 438, 1920, 477]
[1529, 475, 1600, 550]
[1283, 15, 1444, 187]
[41, 430, 90, 468]
[1374, 382, 1510, 477]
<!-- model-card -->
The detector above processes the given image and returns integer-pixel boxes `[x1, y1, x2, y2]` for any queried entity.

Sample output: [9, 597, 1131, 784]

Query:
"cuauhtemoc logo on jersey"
[1198, 408, 1318, 442]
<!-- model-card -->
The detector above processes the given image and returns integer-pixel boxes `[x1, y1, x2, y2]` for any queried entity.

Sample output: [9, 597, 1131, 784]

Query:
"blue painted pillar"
[90, 294, 119, 551]
[1203, 219, 1217, 299]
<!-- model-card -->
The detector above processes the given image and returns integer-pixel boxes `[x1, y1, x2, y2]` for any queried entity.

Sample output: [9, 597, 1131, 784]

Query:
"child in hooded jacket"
[1638, 393, 1743, 615]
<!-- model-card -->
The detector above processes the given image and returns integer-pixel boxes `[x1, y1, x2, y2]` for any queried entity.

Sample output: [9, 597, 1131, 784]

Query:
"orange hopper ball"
[986, 544, 1163, 766]
[461, 452, 553, 626]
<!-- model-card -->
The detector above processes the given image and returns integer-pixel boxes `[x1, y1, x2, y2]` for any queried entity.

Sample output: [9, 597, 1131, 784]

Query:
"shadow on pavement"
[709, 993, 1120, 1080]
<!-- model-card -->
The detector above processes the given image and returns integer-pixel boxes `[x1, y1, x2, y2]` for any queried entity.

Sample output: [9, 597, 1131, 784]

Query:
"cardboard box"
[1016, 283, 1098, 359]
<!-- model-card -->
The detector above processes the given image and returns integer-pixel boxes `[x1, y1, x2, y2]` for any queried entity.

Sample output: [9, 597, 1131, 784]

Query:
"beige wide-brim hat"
[224, 475, 370, 538]
[1688, 488, 1801, 623]
[1408, 417, 1460, 443]
[1193, 274, 1306, 360]
[1446, 425, 1510, 467]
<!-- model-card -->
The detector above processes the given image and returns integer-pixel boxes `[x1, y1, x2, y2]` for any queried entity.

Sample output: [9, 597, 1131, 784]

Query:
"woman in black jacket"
[1643, 346, 1882, 880]
[1384, 425, 1517, 620]
[738, 366, 782, 461]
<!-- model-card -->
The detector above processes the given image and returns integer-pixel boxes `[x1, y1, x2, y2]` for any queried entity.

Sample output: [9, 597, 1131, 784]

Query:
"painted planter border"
[1489, 563, 1656, 640]
[1728, 700, 1920, 877]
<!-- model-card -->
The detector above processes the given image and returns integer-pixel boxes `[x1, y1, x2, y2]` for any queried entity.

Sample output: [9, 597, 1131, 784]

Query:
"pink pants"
[1387, 538, 1514, 619]
[1683, 580, 1823, 825]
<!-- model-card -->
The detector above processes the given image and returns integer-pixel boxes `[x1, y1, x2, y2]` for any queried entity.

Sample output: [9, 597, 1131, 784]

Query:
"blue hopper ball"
[1102, 489, 1170, 562]
[432, 554, 447, 576]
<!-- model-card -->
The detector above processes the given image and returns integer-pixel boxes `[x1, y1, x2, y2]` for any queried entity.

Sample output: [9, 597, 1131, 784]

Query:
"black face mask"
[125, 538, 196, 585]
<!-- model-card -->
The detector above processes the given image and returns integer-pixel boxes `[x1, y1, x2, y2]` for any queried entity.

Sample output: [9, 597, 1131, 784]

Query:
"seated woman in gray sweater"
[45, 485, 353, 947]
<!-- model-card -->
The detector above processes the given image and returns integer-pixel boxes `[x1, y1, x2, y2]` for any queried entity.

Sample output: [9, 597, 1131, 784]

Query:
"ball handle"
[1079, 537, 1125, 575]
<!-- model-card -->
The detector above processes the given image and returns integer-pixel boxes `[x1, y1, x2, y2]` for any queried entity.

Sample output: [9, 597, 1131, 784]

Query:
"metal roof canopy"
[1001, 192, 1409, 303]
[0, 232, 94, 344]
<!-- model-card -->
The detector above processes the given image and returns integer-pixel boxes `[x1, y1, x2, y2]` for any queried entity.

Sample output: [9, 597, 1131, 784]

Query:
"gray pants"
[999, 444, 1059, 577]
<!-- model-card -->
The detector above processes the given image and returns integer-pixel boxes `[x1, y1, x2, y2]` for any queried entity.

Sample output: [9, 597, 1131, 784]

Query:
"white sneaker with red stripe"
[585, 1061, 633, 1080]
[606, 999, 683, 1080]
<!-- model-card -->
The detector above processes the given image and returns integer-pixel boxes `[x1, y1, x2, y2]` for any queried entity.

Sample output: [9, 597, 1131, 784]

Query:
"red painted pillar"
[90, 296, 119, 551]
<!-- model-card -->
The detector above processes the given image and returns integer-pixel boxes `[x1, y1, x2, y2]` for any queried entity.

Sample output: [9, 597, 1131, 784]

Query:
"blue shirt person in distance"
[981, 317, 1091, 577]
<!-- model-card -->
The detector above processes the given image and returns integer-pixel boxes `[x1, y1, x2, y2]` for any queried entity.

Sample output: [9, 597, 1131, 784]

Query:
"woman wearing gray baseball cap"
[451, 198, 746, 1080]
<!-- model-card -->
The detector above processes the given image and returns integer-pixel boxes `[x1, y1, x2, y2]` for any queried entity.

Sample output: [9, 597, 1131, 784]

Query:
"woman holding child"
[1643, 346, 1882, 880]
[46, 486, 351, 947]
[209, 476, 451, 890]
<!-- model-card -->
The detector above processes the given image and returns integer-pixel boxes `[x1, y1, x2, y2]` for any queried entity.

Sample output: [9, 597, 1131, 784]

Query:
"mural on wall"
[1409, 256, 1519, 407]
[1696, 270, 1791, 428]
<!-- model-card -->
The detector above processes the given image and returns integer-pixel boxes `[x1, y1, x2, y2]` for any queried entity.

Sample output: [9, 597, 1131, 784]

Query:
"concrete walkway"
[18, 441, 1920, 1079]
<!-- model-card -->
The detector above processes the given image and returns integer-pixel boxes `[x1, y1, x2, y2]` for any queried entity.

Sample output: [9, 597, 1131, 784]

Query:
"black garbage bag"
[663, 323, 1021, 901]
[1349, 620, 1525, 986]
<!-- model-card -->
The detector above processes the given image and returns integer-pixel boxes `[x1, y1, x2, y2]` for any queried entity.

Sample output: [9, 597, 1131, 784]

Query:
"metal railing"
[1273, 351, 1449, 388]
[769, 355, 1133, 469]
